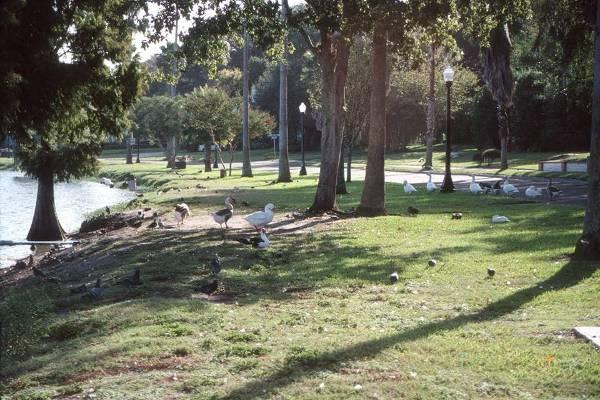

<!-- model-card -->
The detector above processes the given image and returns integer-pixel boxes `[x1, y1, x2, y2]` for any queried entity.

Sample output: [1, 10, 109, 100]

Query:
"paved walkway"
[238, 160, 589, 206]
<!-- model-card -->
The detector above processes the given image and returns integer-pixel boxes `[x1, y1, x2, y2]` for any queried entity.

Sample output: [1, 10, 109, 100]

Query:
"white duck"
[502, 177, 519, 195]
[403, 180, 417, 194]
[254, 229, 270, 249]
[426, 174, 437, 193]
[211, 197, 235, 229]
[525, 185, 543, 198]
[469, 176, 485, 194]
[174, 203, 191, 226]
[100, 177, 114, 187]
[491, 215, 510, 224]
[245, 203, 274, 231]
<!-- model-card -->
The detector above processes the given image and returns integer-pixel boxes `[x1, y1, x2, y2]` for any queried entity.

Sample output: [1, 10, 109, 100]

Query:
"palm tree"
[480, 24, 514, 170]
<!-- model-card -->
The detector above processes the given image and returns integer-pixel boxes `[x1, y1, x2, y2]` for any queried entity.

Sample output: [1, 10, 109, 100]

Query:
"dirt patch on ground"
[65, 356, 194, 384]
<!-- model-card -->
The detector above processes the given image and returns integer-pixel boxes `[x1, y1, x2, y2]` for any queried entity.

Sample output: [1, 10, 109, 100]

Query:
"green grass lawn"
[100, 144, 589, 180]
[1, 161, 598, 399]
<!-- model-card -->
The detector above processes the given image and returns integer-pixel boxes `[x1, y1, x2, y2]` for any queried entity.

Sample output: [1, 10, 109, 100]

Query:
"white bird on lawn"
[469, 175, 485, 194]
[525, 185, 543, 198]
[426, 174, 437, 193]
[244, 203, 274, 231]
[491, 215, 510, 224]
[502, 177, 519, 195]
[403, 180, 417, 194]
[174, 203, 191, 226]
[211, 197, 235, 229]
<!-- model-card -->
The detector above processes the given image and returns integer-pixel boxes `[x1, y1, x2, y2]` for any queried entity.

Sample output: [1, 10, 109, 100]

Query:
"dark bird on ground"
[70, 284, 87, 294]
[198, 279, 219, 295]
[136, 193, 144, 197]
[479, 181, 493, 194]
[86, 278, 104, 298]
[211, 197, 235, 229]
[137, 211, 144, 219]
[407, 206, 419, 216]
[487, 268, 496, 278]
[30, 244, 36, 252]
[428, 259, 437, 267]
[389, 272, 399, 284]
[210, 254, 222, 275]
[452, 212, 463, 220]
[144, 207, 152, 212]
[105, 206, 111, 214]
[547, 178, 562, 201]
[236, 229, 269, 248]
[122, 269, 142, 287]
[32, 266, 46, 278]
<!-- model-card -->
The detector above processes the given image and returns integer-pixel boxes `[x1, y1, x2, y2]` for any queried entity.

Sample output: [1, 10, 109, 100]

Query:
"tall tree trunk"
[204, 142, 212, 172]
[336, 139, 347, 194]
[424, 43, 436, 169]
[481, 25, 514, 171]
[278, 0, 291, 182]
[241, 30, 253, 177]
[346, 141, 352, 182]
[357, 20, 387, 216]
[575, 0, 600, 260]
[166, 135, 176, 168]
[309, 33, 351, 212]
[27, 167, 65, 241]
[498, 104, 509, 170]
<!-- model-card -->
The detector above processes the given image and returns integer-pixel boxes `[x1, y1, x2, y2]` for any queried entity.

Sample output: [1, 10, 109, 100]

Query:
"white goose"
[426, 174, 437, 193]
[211, 197, 235, 229]
[469, 175, 485, 194]
[525, 185, 543, 198]
[403, 180, 417, 194]
[502, 177, 519, 195]
[174, 203, 191, 226]
[245, 203, 274, 231]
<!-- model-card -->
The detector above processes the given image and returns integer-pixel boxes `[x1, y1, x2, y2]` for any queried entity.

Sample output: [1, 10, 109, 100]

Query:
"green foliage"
[1, 1, 145, 181]
[46, 318, 104, 341]
[133, 96, 184, 149]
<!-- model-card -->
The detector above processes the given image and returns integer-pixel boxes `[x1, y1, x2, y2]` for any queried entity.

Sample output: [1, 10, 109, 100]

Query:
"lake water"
[0, 170, 134, 268]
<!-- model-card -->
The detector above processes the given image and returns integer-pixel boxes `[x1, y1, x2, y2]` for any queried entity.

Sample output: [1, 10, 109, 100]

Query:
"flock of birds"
[165, 196, 274, 249]
[404, 173, 563, 200]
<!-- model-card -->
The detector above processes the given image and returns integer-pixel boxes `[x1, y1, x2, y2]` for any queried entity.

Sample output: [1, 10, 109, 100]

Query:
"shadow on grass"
[221, 260, 598, 399]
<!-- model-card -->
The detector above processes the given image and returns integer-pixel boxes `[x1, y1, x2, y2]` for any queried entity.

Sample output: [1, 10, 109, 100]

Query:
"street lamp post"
[440, 66, 455, 193]
[299, 102, 307, 176]
[126, 131, 133, 164]
[135, 124, 140, 163]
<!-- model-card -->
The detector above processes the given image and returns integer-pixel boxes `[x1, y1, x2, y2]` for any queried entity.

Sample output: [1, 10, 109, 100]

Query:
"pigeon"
[70, 284, 88, 294]
[389, 272, 399, 284]
[86, 278, 104, 298]
[122, 269, 142, 287]
[210, 254, 221, 275]
[198, 279, 219, 295]
[407, 206, 419, 216]
[487, 268, 496, 278]
[428, 259, 437, 267]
